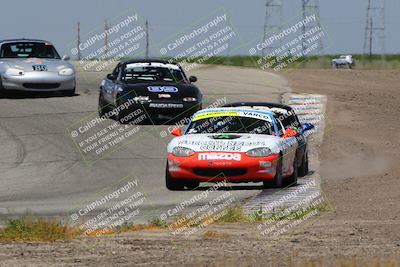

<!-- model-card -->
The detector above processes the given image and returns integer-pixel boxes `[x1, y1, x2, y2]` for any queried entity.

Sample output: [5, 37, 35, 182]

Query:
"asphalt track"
[0, 65, 291, 224]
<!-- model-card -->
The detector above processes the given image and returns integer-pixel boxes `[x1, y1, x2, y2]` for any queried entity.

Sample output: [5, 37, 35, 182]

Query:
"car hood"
[119, 82, 201, 100]
[168, 133, 282, 153]
[0, 58, 74, 72]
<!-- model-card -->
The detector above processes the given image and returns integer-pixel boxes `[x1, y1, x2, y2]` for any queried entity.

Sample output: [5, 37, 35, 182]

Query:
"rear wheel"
[165, 164, 185, 191]
[98, 93, 108, 117]
[298, 151, 309, 177]
[263, 157, 283, 188]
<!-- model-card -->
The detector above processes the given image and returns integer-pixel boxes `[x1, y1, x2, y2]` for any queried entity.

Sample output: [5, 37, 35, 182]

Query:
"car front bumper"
[1, 72, 75, 92]
[167, 152, 280, 182]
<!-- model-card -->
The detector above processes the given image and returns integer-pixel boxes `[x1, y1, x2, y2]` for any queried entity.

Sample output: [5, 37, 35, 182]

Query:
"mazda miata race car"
[165, 107, 304, 190]
[0, 39, 76, 96]
[98, 59, 202, 124]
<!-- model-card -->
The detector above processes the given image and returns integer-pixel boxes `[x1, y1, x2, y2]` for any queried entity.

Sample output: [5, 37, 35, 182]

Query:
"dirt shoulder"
[1, 69, 399, 267]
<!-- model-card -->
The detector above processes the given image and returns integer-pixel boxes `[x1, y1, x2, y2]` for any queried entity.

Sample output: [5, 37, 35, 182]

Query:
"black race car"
[223, 102, 314, 177]
[98, 59, 203, 124]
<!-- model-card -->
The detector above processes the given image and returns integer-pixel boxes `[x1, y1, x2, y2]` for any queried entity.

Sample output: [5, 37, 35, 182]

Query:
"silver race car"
[0, 39, 75, 96]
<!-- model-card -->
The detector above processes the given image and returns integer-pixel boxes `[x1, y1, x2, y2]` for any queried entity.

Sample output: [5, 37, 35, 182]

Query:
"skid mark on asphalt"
[0, 122, 26, 172]
[244, 94, 327, 216]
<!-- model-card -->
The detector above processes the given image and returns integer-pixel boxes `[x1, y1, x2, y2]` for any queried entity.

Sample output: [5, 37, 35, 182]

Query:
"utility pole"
[104, 20, 109, 60]
[77, 22, 81, 61]
[362, 0, 386, 65]
[301, 0, 323, 60]
[262, 0, 283, 57]
[145, 20, 149, 59]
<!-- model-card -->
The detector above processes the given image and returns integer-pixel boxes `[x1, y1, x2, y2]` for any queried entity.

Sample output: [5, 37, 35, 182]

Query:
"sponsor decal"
[149, 103, 183, 108]
[148, 86, 178, 93]
[158, 93, 171, 98]
[198, 152, 241, 161]
[208, 134, 242, 140]
[193, 111, 239, 121]
[192, 110, 273, 122]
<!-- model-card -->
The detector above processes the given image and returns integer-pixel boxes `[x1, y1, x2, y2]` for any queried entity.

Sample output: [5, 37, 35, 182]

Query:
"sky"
[1, 0, 399, 57]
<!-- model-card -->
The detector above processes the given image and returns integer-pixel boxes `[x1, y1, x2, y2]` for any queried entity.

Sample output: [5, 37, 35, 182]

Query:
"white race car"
[165, 107, 302, 190]
[0, 39, 75, 96]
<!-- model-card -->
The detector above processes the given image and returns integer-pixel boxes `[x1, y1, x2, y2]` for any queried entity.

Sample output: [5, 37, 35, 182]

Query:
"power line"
[104, 20, 109, 60]
[262, 0, 283, 57]
[362, 0, 386, 64]
[301, 0, 323, 58]
[145, 20, 149, 59]
[77, 22, 81, 60]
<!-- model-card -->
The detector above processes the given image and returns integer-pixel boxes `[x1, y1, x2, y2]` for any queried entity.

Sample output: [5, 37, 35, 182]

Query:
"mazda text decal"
[198, 152, 241, 161]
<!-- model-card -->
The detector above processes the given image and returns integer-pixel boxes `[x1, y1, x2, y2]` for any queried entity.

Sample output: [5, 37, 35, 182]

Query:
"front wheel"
[263, 157, 283, 188]
[165, 164, 185, 191]
[98, 93, 108, 117]
[298, 151, 309, 177]
[0, 77, 5, 98]
[286, 156, 298, 186]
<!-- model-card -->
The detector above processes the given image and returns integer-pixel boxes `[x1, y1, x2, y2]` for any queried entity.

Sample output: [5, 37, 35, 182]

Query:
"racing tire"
[285, 157, 298, 186]
[98, 93, 108, 118]
[0, 76, 5, 98]
[185, 180, 200, 190]
[298, 151, 309, 177]
[263, 157, 283, 188]
[165, 164, 185, 191]
[63, 87, 76, 96]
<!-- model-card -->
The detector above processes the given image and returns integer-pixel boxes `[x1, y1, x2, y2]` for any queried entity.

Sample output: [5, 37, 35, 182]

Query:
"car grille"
[193, 168, 247, 177]
[23, 83, 60, 89]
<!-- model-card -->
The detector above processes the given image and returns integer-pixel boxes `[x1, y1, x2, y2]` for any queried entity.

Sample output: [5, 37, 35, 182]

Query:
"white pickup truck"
[331, 55, 355, 69]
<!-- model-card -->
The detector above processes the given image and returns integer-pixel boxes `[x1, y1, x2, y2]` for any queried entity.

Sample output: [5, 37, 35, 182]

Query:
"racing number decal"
[32, 65, 48, 71]
[147, 86, 178, 93]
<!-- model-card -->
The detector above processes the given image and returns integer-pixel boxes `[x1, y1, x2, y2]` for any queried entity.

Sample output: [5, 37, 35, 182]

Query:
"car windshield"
[121, 64, 186, 83]
[0, 42, 61, 59]
[186, 116, 275, 135]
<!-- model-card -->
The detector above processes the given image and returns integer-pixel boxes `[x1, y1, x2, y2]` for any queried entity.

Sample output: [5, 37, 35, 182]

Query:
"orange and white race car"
[165, 107, 302, 190]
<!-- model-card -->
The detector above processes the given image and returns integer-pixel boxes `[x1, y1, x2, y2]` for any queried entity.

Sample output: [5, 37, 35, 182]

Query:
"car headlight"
[132, 96, 149, 102]
[6, 68, 24, 76]
[58, 68, 74, 76]
[183, 97, 197, 102]
[172, 146, 194, 157]
[246, 147, 272, 157]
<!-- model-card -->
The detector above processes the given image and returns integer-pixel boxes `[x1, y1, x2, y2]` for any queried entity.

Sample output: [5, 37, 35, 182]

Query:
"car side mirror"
[302, 123, 315, 132]
[189, 76, 197, 83]
[171, 128, 182, 137]
[62, 55, 70, 61]
[283, 128, 298, 138]
[107, 73, 117, 80]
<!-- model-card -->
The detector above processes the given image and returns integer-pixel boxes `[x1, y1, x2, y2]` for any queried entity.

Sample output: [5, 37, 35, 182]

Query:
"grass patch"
[0, 202, 330, 242]
[0, 217, 81, 242]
